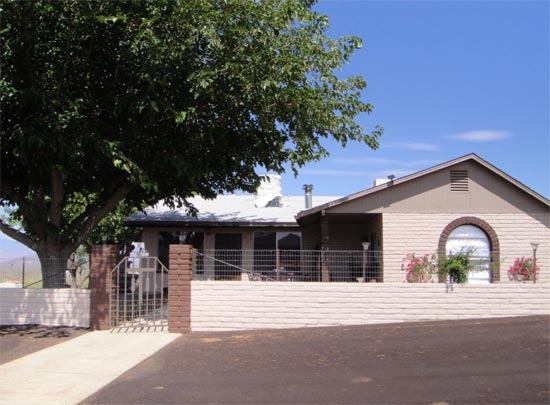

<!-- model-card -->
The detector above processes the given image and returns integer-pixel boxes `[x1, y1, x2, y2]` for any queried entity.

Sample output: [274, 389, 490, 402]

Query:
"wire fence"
[192, 249, 545, 284]
[193, 249, 384, 282]
[1, 248, 542, 287]
[0, 256, 90, 288]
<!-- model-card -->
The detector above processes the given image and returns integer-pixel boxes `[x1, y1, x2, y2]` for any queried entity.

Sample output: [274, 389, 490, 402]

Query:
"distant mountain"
[0, 234, 37, 260]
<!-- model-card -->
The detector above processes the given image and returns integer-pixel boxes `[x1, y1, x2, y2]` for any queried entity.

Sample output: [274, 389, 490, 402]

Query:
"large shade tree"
[1, 0, 382, 287]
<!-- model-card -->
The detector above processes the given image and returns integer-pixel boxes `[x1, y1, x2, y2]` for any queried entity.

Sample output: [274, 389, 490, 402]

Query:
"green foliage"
[86, 201, 143, 247]
[1, 0, 381, 263]
[439, 250, 474, 284]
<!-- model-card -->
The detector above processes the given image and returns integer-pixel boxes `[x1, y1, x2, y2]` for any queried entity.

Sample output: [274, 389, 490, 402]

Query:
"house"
[126, 154, 549, 283]
[125, 175, 339, 279]
[296, 153, 550, 283]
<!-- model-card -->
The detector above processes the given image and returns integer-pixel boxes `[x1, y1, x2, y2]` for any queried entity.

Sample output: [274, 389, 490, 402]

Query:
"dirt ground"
[0, 325, 89, 365]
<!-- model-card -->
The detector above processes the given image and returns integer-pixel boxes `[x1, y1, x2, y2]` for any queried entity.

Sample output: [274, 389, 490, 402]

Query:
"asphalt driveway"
[84, 315, 549, 404]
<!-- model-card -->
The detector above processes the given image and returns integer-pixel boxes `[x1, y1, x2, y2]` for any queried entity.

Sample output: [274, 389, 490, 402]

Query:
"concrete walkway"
[0, 330, 180, 405]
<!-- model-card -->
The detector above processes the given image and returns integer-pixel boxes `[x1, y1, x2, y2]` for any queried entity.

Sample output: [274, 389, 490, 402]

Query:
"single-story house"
[125, 175, 339, 280]
[126, 154, 549, 283]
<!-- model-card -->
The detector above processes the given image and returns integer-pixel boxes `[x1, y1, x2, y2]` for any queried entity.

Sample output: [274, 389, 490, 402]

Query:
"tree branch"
[68, 179, 138, 252]
[0, 222, 36, 251]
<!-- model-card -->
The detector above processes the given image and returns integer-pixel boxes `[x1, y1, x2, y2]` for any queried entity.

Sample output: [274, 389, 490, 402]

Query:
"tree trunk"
[39, 254, 70, 288]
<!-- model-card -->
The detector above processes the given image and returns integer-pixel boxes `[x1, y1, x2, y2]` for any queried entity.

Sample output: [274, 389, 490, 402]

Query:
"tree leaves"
[1, 0, 382, 257]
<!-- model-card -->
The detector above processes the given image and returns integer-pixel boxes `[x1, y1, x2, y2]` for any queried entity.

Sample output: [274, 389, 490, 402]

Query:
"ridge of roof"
[295, 153, 550, 219]
[126, 194, 340, 225]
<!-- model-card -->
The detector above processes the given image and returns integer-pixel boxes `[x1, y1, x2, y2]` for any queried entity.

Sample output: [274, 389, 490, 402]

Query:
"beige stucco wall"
[382, 212, 550, 283]
[329, 161, 548, 215]
[141, 229, 159, 256]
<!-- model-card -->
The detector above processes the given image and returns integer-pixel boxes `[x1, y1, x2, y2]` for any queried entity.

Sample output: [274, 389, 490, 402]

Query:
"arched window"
[438, 217, 500, 283]
[446, 225, 491, 284]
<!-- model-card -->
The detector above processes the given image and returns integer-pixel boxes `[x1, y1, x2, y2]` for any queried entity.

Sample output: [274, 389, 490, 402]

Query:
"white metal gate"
[109, 256, 168, 330]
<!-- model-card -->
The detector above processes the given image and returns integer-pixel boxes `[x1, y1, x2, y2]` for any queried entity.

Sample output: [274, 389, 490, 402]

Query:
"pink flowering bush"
[401, 253, 438, 283]
[508, 257, 539, 282]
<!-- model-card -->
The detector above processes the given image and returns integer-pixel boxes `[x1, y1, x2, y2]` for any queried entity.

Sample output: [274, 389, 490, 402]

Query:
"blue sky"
[1, 0, 549, 258]
[282, 0, 549, 198]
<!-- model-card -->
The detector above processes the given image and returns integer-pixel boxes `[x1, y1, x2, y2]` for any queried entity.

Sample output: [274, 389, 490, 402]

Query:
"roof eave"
[295, 153, 550, 219]
[125, 220, 299, 228]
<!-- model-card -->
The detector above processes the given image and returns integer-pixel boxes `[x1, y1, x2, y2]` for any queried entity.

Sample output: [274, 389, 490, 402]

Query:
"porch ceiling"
[326, 213, 380, 224]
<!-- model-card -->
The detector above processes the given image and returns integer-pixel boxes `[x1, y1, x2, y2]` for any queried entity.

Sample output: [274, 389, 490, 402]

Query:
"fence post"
[90, 244, 119, 330]
[21, 257, 25, 288]
[168, 244, 192, 333]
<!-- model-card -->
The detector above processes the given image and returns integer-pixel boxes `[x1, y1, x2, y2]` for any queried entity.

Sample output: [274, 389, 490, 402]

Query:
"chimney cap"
[303, 184, 313, 192]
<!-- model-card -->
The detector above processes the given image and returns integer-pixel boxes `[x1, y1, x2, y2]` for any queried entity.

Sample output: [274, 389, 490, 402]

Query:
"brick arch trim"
[438, 217, 500, 282]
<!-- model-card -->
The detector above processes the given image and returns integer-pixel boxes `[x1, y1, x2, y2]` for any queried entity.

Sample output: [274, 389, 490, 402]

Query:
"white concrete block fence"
[191, 281, 550, 331]
[0, 288, 90, 327]
[1, 244, 548, 331]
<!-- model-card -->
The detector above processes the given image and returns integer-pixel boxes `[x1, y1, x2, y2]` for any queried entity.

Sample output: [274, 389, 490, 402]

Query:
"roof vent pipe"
[303, 184, 313, 209]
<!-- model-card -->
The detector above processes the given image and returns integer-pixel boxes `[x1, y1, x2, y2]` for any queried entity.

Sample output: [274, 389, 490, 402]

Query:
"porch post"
[90, 244, 120, 330]
[168, 244, 192, 333]
[321, 211, 330, 282]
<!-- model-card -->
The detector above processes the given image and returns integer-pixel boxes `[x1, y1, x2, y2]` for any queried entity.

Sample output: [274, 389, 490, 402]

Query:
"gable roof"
[295, 153, 550, 220]
[126, 194, 339, 227]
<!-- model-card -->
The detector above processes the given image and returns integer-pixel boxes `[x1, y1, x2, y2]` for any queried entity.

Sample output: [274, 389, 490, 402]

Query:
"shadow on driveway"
[0, 325, 89, 365]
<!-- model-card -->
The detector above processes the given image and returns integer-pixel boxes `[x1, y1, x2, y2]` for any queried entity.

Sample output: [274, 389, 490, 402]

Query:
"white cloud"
[384, 142, 440, 151]
[445, 130, 513, 142]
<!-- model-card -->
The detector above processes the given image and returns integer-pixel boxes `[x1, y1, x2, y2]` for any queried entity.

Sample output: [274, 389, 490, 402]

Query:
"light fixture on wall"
[531, 242, 539, 284]
[361, 242, 370, 283]
[178, 232, 186, 244]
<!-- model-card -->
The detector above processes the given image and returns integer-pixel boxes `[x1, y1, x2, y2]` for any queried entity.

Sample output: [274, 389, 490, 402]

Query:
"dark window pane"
[214, 233, 242, 279]
[254, 232, 276, 249]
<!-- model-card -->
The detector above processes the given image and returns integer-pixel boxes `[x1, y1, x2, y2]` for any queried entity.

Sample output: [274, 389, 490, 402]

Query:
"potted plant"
[401, 253, 438, 283]
[439, 250, 473, 284]
[508, 257, 539, 282]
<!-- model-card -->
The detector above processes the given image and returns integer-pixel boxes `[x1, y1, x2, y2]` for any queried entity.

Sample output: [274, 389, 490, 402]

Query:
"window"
[253, 232, 301, 250]
[254, 232, 277, 250]
[214, 233, 242, 280]
[450, 170, 468, 192]
[446, 225, 490, 283]
[158, 232, 204, 268]
[253, 232, 301, 279]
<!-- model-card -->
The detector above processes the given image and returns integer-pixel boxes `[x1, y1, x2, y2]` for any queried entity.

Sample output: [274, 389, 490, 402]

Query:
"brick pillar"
[90, 245, 119, 330]
[168, 244, 192, 333]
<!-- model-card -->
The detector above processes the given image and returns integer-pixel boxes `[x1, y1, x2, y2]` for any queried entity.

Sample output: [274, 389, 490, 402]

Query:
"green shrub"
[439, 250, 473, 284]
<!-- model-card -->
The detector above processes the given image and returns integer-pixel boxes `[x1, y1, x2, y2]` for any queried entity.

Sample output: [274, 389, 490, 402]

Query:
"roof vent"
[450, 170, 468, 192]
[374, 178, 391, 186]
